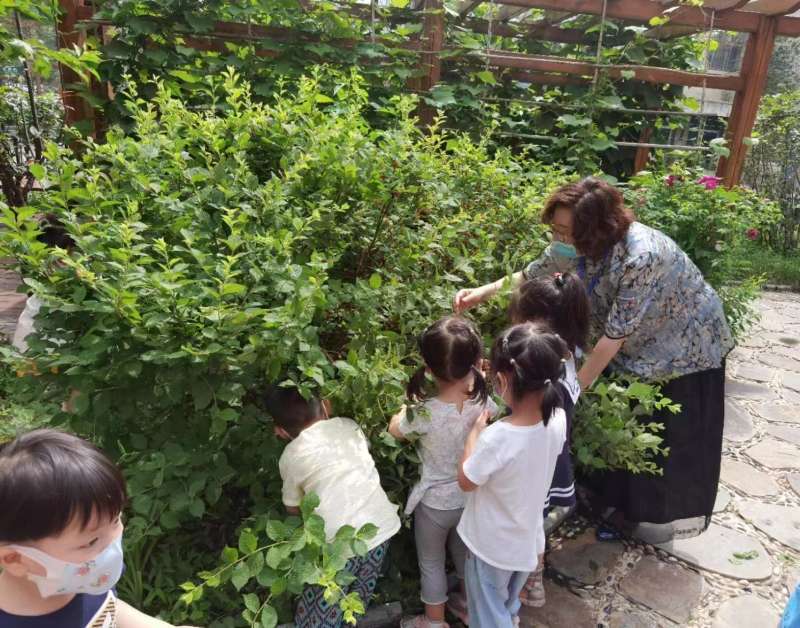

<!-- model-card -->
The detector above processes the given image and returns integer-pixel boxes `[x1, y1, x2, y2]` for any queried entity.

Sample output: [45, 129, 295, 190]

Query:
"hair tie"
[502, 334, 510, 353]
[544, 379, 552, 385]
[553, 272, 565, 288]
[560, 358, 567, 364]
[509, 358, 517, 366]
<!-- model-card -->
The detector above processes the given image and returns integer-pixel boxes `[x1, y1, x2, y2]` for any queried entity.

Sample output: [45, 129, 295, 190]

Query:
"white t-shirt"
[11, 295, 41, 353]
[562, 355, 580, 404]
[279, 417, 401, 550]
[457, 410, 567, 572]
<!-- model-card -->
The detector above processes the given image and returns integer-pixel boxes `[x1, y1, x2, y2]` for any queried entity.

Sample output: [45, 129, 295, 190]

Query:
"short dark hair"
[490, 323, 569, 425]
[37, 213, 75, 250]
[0, 429, 127, 543]
[509, 272, 590, 352]
[263, 385, 323, 438]
[542, 177, 633, 260]
[406, 316, 488, 405]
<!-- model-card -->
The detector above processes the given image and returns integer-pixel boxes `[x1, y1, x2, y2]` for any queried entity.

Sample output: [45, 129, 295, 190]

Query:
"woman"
[454, 177, 733, 540]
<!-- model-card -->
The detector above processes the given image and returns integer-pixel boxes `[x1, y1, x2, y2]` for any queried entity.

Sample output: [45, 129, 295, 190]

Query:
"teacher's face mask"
[8, 535, 124, 598]
[551, 240, 579, 259]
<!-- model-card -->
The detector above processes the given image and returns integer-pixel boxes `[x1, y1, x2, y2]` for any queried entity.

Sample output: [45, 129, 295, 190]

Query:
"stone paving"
[1, 267, 798, 628]
[521, 291, 800, 628]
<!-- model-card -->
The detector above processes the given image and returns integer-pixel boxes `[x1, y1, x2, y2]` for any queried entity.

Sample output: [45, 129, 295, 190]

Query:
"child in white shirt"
[509, 271, 590, 607]
[387, 316, 497, 628]
[457, 323, 567, 628]
[265, 385, 401, 628]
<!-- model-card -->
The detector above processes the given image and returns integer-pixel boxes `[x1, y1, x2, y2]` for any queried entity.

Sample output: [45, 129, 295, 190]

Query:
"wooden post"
[409, 0, 444, 126]
[633, 127, 653, 174]
[716, 15, 778, 186]
[57, 0, 107, 138]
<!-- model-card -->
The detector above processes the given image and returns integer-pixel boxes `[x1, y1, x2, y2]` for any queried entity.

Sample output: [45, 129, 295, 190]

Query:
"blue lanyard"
[577, 250, 611, 296]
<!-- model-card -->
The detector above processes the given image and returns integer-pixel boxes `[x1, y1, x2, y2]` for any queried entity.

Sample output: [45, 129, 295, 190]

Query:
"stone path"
[0, 261, 25, 343]
[521, 291, 800, 628]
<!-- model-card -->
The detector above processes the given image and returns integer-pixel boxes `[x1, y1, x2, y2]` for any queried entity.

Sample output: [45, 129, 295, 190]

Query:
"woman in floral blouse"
[454, 177, 733, 540]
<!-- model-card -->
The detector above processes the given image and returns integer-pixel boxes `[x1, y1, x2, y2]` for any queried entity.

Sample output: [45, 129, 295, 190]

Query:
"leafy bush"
[0, 68, 563, 624]
[626, 164, 781, 338]
[573, 376, 679, 476]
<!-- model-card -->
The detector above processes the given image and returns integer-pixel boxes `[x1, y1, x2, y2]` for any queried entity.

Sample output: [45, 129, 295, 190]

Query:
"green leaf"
[368, 273, 382, 289]
[300, 492, 321, 519]
[231, 563, 250, 591]
[28, 163, 46, 181]
[474, 70, 497, 85]
[266, 519, 291, 541]
[356, 523, 378, 541]
[239, 528, 258, 555]
[243, 592, 260, 613]
[261, 606, 278, 628]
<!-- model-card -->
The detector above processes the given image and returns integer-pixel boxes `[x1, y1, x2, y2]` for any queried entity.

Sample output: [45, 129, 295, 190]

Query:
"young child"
[12, 214, 75, 354]
[0, 429, 197, 628]
[387, 316, 497, 628]
[457, 323, 568, 628]
[508, 272, 590, 607]
[264, 385, 401, 628]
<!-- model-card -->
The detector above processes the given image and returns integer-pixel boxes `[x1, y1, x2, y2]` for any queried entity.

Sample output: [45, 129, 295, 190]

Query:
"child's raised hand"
[473, 409, 491, 431]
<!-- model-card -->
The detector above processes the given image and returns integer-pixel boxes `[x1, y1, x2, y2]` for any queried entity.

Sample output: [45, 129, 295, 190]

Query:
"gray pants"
[414, 502, 467, 605]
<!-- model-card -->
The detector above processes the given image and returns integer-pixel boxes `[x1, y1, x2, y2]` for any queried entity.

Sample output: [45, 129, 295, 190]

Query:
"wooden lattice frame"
[56, 0, 800, 185]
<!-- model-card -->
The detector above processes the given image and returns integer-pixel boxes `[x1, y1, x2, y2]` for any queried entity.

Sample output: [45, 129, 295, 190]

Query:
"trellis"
[56, 0, 800, 186]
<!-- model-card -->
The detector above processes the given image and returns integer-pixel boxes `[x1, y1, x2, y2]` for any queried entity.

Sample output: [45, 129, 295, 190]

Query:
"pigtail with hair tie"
[406, 365, 428, 402]
[469, 364, 489, 405]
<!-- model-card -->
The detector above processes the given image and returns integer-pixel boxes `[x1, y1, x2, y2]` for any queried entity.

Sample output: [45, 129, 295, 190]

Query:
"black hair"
[490, 322, 569, 425]
[0, 429, 127, 543]
[406, 316, 488, 405]
[509, 272, 590, 352]
[263, 384, 324, 438]
[37, 213, 75, 250]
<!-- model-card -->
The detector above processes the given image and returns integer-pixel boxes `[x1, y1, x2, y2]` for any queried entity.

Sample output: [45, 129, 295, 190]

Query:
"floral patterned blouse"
[524, 222, 733, 380]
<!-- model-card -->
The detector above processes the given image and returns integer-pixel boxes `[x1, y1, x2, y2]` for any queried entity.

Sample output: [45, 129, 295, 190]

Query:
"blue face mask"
[551, 240, 578, 259]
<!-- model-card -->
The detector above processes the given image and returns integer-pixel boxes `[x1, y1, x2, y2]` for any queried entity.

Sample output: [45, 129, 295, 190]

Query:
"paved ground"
[522, 291, 800, 628]
[1, 266, 797, 628]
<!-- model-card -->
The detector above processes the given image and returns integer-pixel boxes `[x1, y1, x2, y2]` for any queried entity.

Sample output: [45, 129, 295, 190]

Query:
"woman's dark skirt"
[545, 383, 577, 510]
[586, 363, 726, 524]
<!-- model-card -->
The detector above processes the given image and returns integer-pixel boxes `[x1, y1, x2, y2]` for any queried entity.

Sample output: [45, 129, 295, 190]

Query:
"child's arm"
[116, 599, 199, 628]
[387, 405, 408, 441]
[458, 410, 491, 492]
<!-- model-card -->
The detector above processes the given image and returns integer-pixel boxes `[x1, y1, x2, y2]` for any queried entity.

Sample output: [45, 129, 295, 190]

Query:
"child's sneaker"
[446, 591, 469, 625]
[400, 616, 449, 628]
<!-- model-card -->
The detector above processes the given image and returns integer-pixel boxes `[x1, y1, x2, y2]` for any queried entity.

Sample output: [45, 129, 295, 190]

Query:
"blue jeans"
[464, 551, 529, 628]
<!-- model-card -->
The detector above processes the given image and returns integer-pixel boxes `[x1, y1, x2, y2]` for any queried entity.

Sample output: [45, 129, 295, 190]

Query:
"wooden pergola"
[57, 0, 800, 186]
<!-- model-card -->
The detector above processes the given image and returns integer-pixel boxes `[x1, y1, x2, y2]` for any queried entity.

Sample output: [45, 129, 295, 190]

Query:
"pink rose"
[697, 175, 722, 190]
[746, 228, 759, 241]
[664, 174, 677, 187]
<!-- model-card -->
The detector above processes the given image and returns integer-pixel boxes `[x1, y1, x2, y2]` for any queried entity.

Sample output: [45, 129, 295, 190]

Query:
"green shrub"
[0, 68, 563, 624]
[626, 165, 781, 338]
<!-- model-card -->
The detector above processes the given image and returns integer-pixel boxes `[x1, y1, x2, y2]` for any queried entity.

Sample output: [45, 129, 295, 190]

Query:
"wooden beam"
[464, 16, 592, 43]
[483, 50, 745, 89]
[717, 15, 778, 185]
[741, 0, 800, 15]
[634, 127, 653, 173]
[408, 0, 444, 124]
[488, 0, 772, 32]
[777, 12, 800, 34]
[506, 68, 590, 85]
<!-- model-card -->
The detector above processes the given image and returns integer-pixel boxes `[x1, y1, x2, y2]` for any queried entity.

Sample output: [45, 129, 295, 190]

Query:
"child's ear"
[0, 548, 34, 577]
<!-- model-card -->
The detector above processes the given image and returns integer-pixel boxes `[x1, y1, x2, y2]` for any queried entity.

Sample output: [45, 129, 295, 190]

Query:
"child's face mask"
[8, 535, 124, 597]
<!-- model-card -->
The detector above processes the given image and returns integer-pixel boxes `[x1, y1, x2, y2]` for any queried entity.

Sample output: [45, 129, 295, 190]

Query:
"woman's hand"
[453, 287, 483, 314]
[453, 273, 525, 314]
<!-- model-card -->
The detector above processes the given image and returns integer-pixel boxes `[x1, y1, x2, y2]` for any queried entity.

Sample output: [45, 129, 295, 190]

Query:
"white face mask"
[8, 536, 124, 598]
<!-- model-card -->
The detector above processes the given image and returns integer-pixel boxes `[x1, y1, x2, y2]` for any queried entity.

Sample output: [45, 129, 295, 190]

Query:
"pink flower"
[664, 175, 677, 187]
[746, 228, 759, 241]
[697, 175, 722, 190]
